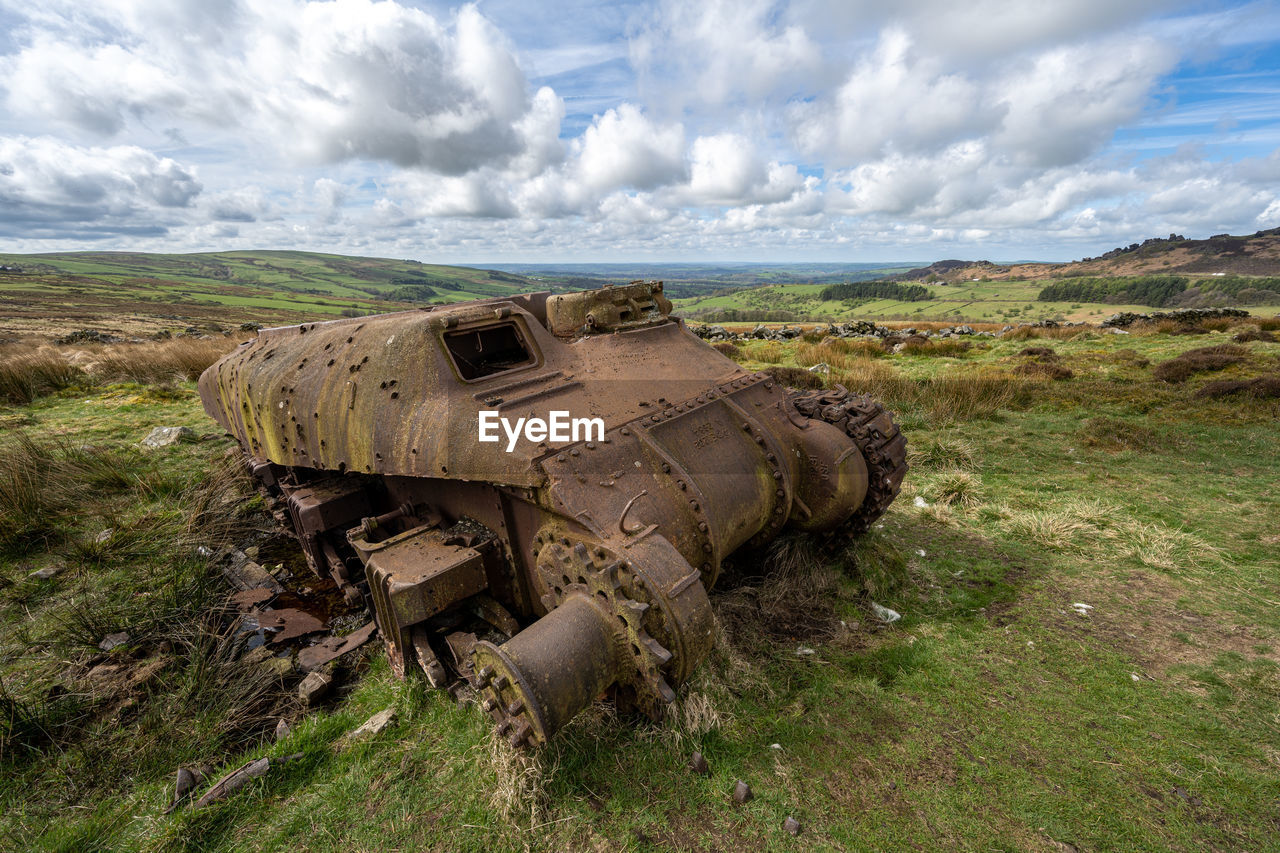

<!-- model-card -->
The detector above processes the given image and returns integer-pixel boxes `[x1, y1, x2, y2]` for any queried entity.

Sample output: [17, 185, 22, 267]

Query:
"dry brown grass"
[0, 346, 86, 405]
[1152, 344, 1248, 383]
[1015, 362, 1074, 380]
[0, 336, 243, 405]
[1000, 325, 1087, 341]
[86, 337, 241, 384]
[712, 341, 741, 358]
[832, 361, 1026, 427]
[1195, 375, 1280, 399]
[899, 338, 972, 357]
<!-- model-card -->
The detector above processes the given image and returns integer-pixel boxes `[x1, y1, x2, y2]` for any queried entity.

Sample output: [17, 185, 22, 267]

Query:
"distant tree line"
[387, 283, 438, 302]
[1038, 275, 1189, 307]
[1038, 274, 1280, 308]
[819, 281, 934, 302]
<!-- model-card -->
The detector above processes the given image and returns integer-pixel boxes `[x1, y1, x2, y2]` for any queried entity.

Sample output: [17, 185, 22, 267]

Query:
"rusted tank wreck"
[199, 281, 906, 746]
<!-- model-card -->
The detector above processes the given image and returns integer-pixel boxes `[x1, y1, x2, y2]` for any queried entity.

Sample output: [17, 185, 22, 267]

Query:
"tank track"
[790, 385, 908, 534]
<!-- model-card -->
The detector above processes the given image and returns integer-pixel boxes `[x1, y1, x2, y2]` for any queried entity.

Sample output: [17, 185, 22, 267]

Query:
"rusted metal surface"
[200, 281, 908, 746]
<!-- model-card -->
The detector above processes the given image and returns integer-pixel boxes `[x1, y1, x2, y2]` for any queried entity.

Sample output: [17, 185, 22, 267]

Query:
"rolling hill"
[0, 250, 537, 338]
[672, 229, 1280, 324]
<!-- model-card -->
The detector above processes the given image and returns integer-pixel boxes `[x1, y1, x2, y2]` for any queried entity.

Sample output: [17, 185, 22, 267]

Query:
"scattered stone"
[348, 707, 396, 740]
[1102, 307, 1248, 328]
[56, 329, 119, 345]
[274, 718, 291, 741]
[240, 322, 263, 332]
[689, 752, 710, 776]
[870, 602, 901, 624]
[807, 362, 830, 375]
[733, 780, 754, 804]
[1070, 602, 1093, 616]
[29, 566, 61, 580]
[913, 496, 929, 508]
[795, 646, 816, 656]
[94, 528, 114, 545]
[99, 631, 131, 651]
[297, 669, 335, 705]
[141, 426, 196, 448]
[167, 766, 206, 812]
[784, 816, 801, 836]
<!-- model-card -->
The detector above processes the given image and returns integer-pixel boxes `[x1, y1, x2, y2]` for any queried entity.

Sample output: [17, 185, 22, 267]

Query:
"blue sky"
[0, 0, 1277, 262]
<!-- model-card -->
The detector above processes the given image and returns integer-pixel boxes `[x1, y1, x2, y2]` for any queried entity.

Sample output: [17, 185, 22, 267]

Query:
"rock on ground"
[141, 426, 196, 448]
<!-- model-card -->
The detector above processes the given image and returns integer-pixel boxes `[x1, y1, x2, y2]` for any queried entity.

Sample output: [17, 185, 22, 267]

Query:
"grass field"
[673, 280, 1280, 325]
[0, 251, 535, 338]
[1, 316, 1278, 851]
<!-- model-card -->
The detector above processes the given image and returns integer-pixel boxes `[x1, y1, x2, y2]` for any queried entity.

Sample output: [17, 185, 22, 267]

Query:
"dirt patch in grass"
[1152, 344, 1249, 383]
[1061, 569, 1278, 680]
[1018, 346, 1059, 360]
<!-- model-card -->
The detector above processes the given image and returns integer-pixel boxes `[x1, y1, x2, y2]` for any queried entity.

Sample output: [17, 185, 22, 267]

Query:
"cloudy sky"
[0, 0, 1277, 262]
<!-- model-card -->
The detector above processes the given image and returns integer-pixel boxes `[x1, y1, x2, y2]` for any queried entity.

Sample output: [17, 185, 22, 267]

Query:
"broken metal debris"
[296, 620, 377, 673]
[200, 280, 908, 746]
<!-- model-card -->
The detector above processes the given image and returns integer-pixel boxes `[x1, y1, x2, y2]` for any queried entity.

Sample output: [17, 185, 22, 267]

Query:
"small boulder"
[99, 631, 131, 651]
[733, 780, 753, 804]
[348, 707, 396, 740]
[141, 426, 196, 448]
[297, 669, 334, 705]
[689, 751, 710, 776]
[784, 816, 801, 836]
[274, 718, 291, 741]
[29, 566, 61, 581]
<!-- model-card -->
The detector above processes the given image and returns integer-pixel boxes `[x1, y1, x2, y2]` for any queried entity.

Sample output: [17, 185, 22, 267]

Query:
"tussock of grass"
[907, 434, 980, 472]
[998, 497, 1225, 572]
[900, 337, 972, 357]
[0, 348, 86, 405]
[1079, 416, 1162, 451]
[481, 731, 550, 826]
[1230, 325, 1275, 343]
[1015, 361, 1074, 380]
[919, 469, 983, 508]
[85, 337, 238, 384]
[1000, 325, 1085, 340]
[712, 341, 741, 358]
[762, 365, 825, 389]
[715, 534, 844, 646]
[751, 341, 785, 364]
[838, 530, 911, 600]
[1196, 375, 1280, 399]
[1153, 344, 1249, 383]
[0, 337, 241, 407]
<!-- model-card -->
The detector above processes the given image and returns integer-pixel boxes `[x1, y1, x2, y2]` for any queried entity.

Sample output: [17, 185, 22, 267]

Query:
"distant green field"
[673, 279, 1280, 324]
[0, 250, 536, 335]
